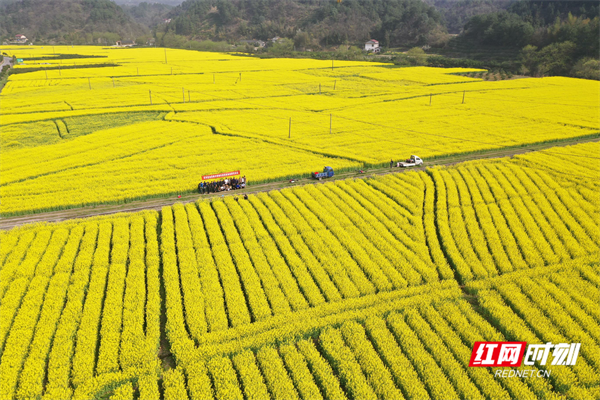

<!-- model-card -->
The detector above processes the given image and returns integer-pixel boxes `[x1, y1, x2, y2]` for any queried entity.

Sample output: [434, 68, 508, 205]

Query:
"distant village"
[240, 37, 381, 52]
[8, 34, 29, 45]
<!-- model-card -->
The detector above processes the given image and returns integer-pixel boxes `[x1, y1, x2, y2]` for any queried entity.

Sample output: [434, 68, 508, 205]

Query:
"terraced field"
[0, 142, 598, 399]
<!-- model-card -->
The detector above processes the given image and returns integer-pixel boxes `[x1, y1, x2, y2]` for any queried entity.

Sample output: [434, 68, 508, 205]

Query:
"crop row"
[0, 213, 162, 399]
[151, 286, 599, 400]
[467, 260, 600, 397]
[159, 175, 445, 336]
[429, 156, 598, 282]
[147, 259, 598, 400]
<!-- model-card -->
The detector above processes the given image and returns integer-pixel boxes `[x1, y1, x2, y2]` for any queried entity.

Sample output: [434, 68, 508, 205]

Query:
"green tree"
[161, 32, 187, 48]
[215, 0, 238, 28]
[294, 31, 310, 50]
[406, 47, 427, 65]
[537, 41, 577, 76]
[520, 44, 539, 76]
[268, 38, 294, 55]
[570, 57, 600, 80]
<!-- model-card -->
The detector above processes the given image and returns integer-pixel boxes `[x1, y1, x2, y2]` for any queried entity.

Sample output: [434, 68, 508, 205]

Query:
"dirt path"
[2, 135, 598, 231]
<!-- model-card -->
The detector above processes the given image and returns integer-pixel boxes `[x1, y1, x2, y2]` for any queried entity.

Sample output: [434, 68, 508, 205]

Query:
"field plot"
[0, 122, 359, 215]
[1, 46, 599, 215]
[0, 212, 162, 399]
[0, 143, 598, 399]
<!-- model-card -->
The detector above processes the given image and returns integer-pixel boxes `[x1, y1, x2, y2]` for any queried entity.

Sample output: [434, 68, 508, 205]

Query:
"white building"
[364, 39, 379, 52]
[115, 40, 136, 47]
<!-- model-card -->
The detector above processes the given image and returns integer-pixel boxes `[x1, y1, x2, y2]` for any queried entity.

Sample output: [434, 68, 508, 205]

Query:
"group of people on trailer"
[198, 176, 247, 194]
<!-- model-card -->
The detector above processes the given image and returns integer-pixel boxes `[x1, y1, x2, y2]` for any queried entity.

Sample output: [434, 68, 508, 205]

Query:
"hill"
[114, 0, 181, 5]
[122, 2, 173, 28]
[0, 0, 147, 43]
[424, 0, 512, 34]
[0, 0, 18, 5]
[456, 0, 599, 78]
[163, 0, 446, 47]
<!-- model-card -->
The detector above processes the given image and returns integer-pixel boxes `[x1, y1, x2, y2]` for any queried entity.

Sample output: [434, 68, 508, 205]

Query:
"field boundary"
[1, 134, 598, 230]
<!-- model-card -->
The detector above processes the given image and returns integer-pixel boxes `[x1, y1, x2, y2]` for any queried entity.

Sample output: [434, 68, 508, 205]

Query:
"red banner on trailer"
[202, 170, 240, 180]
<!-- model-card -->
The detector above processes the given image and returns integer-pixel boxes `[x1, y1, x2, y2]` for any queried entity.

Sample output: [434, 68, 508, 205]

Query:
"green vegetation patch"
[17, 54, 108, 61]
[62, 111, 167, 140]
[10, 64, 119, 75]
[1, 111, 167, 151]
[1, 121, 60, 150]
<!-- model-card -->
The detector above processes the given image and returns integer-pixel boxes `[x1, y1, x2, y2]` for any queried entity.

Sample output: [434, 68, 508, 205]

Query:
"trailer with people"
[198, 171, 247, 194]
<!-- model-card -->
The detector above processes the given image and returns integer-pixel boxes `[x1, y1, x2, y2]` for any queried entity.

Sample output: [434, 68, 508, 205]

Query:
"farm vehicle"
[398, 155, 423, 168]
[312, 166, 334, 180]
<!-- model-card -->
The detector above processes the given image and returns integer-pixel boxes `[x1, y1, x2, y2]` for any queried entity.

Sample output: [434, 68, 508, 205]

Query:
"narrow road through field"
[1, 56, 13, 69]
[1, 135, 598, 230]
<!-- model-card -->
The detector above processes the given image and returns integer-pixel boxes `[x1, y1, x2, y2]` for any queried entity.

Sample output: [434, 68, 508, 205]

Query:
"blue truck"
[312, 166, 334, 180]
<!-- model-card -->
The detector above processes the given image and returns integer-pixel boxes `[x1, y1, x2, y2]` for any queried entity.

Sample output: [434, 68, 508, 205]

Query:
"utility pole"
[319, 83, 321, 94]
[462, 90, 465, 104]
[188, 90, 191, 102]
[182, 87, 185, 103]
[164, 48, 168, 64]
[289, 117, 292, 139]
[334, 80, 337, 90]
[330, 114, 332, 134]
[149, 90, 152, 105]
[88, 78, 91, 90]
[429, 93, 432, 106]
[112, 78, 115, 87]
[45, 69, 48, 80]
[332, 59, 334, 71]
[239, 72, 242, 82]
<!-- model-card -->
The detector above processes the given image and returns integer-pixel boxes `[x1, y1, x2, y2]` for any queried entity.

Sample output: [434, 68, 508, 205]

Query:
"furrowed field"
[1, 46, 599, 215]
[0, 142, 598, 399]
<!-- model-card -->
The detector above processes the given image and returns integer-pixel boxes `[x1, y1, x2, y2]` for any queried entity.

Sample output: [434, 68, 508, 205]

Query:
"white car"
[398, 155, 423, 167]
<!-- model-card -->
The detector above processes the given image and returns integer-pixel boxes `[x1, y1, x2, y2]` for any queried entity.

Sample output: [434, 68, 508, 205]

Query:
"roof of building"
[366, 39, 379, 44]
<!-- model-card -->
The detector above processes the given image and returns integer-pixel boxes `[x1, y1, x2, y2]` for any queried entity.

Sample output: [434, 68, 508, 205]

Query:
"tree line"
[461, 1, 598, 79]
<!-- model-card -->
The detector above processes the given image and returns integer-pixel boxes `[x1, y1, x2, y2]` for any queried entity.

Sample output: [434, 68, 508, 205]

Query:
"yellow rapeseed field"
[0, 143, 598, 399]
[1, 46, 598, 215]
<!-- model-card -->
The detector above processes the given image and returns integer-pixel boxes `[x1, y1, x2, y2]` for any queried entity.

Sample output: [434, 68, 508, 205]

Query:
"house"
[14, 34, 27, 44]
[115, 40, 136, 47]
[364, 39, 380, 52]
